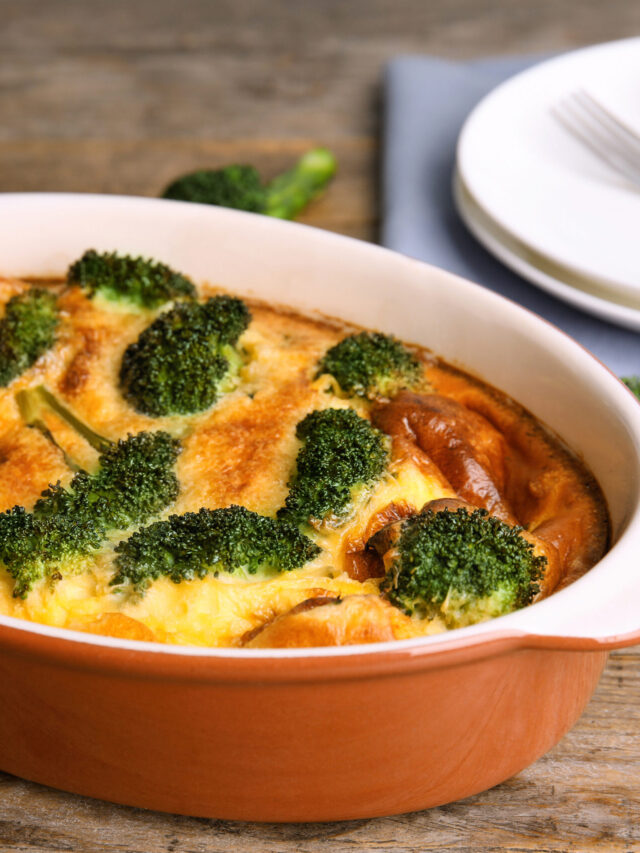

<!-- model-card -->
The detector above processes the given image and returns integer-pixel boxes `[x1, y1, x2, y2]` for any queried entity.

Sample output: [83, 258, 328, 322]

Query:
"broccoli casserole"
[0, 251, 609, 647]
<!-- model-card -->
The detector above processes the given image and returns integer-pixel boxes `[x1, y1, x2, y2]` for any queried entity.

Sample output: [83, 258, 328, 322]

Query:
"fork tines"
[552, 89, 640, 188]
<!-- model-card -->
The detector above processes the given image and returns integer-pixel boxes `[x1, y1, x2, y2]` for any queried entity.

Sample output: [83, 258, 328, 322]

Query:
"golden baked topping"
[0, 256, 609, 647]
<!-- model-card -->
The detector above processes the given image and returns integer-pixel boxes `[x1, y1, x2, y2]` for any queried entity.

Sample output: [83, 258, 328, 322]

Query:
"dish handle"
[524, 572, 640, 651]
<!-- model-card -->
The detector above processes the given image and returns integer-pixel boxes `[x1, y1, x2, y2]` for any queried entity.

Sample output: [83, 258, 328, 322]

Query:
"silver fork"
[552, 89, 640, 189]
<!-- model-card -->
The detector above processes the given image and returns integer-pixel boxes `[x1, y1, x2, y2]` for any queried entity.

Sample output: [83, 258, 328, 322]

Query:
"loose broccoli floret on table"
[263, 148, 337, 219]
[111, 505, 321, 592]
[162, 165, 265, 212]
[317, 331, 422, 399]
[1, 386, 181, 597]
[161, 148, 337, 220]
[381, 507, 545, 629]
[119, 295, 251, 417]
[67, 249, 196, 309]
[0, 289, 59, 387]
[277, 408, 389, 528]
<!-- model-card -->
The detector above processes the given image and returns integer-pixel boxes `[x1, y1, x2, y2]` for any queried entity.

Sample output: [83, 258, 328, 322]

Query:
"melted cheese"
[316, 455, 455, 567]
[0, 278, 450, 645]
[0, 276, 608, 646]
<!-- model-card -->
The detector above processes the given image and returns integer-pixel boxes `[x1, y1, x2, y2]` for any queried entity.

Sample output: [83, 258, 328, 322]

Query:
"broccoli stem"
[15, 388, 83, 472]
[263, 149, 337, 220]
[16, 385, 112, 456]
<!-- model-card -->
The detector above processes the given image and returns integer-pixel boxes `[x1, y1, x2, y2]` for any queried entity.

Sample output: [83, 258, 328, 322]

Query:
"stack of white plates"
[454, 38, 640, 332]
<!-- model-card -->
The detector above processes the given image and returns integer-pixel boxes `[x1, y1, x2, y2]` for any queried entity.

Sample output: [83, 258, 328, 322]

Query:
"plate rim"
[453, 168, 640, 333]
[456, 36, 640, 297]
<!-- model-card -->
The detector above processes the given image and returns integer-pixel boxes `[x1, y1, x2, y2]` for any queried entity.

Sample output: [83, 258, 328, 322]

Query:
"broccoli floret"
[120, 295, 251, 417]
[162, 165, 265, 212]
[0, 289, 58, 387]
[111, 505, 321, 592]
[74, 430, 181, 530]
[67, 249, 195, 309]
[161, 148, 337, 220]
[381, 508, 545, 628]
[622, 376, 640, 398]
[0, 506, 104, 600]
[277, 408, 389, 527]
[0, 387, 181, 597]
[317, 332, 422, 400]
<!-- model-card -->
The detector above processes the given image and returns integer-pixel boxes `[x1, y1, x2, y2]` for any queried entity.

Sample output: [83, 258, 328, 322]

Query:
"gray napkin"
[382, 55, 640, 375]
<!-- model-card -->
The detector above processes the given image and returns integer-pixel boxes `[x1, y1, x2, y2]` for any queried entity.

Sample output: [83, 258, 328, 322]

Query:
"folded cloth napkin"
[382, 54, 640, 375]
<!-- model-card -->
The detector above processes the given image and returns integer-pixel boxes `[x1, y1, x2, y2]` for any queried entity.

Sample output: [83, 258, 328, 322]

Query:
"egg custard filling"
[0, 254, 609, 647]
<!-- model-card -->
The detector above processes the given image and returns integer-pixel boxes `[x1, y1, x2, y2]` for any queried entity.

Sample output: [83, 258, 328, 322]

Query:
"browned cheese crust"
[0, 276, 609, 647]
[243, 595, 417, 648]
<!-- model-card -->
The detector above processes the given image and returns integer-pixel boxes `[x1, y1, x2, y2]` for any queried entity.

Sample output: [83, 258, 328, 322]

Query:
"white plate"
[456, 38, 640, 305]
[454, 170, 640, 333]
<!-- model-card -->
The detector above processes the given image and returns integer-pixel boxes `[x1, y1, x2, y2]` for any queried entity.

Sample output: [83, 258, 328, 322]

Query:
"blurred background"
[1, 0, 639, 242]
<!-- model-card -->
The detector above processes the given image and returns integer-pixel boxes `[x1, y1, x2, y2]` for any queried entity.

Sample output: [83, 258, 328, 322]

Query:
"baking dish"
[0, 193, 639, 821]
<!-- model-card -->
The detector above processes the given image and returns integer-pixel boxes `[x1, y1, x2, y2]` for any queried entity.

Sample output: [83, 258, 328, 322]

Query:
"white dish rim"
[0, 192, 639, 660]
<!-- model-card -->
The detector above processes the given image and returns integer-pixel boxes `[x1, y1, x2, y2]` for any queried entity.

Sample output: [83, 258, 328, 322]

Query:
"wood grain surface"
[0, 1, 639, 850]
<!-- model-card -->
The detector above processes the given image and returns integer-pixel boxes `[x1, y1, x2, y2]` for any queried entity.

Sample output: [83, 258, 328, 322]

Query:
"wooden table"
[0, 2, 639, 850]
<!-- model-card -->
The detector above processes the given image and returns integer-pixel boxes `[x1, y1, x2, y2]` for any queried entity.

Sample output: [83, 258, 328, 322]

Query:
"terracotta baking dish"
[0, 194, 639, 822]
